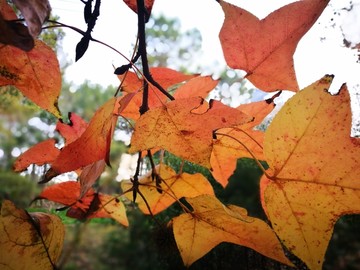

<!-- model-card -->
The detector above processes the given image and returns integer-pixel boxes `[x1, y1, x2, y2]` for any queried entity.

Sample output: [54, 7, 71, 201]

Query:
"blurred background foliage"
[0, 9, 359, 270]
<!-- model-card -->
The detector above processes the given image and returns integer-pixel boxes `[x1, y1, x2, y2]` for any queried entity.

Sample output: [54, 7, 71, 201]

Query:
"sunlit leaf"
[79, 159, 106, 197]
[172, 195, 292, 267]
[173, 75, 218, 99]
[261, 76, 360, 270]
[118, 68, 196, 120]
[129, 97, 252, 167]
[44, 97, 118, 181]
[121, 164, 214, 215]
[210, 92, 278, 186]
[219, 0, 329, 91]
[55, 112, 88, 145]
[0, 40, 61, 116]
[0, 200, 64, 270]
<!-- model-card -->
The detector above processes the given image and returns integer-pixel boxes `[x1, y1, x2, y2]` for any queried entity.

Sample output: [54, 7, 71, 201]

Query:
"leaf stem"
[215, 131, 271, 178]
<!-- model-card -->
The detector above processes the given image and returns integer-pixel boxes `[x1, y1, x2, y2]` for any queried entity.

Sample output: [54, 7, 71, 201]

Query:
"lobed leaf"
[129, 97, 252, 167]
[121, 164, 214, 215]
[0, 200, 64, 270]
[172, 195, 292, 267]
[44, 97, 119, 181]
[261, 76, 360, 270]
[55, 112, 88, 145]
[118, 67, 197, 120]
[219, 0, 329, 91]
[210, 93, 278, 186]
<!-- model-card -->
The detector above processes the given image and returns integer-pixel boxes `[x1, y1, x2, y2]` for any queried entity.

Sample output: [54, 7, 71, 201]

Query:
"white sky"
[49, 0, 358, 87]
[49, 0, 360, 135]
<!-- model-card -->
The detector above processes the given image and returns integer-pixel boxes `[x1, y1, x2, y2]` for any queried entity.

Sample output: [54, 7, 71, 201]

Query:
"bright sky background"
[49, 0, 360, 136]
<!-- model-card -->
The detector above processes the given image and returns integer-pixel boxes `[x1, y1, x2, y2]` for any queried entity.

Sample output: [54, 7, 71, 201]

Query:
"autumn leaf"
[172, 195, 292, 267]
[129, 97, 252, 167]
[12, 0, 51, 37]
[56, 112, 88, 145]
[260, 75, 360, 270]
[0, 200, 64, 270]
[13, 138, 60, 172]
[219, 0, 329, 91]
[43, 97, 118, 181]
[119, 67, 194, 94]
[118, 67, 196, 120]
[14, 114, 88, 177]
[173, 75, 218, 99]
[79, 159, 106, 198]
[211, 92, 279, 186]
[0, 0, 34, 51]
[38, 181, 129, 226]
[123, 0, 155, 19]
[121, 164, 214, 215]
[0, 40, 61, 117]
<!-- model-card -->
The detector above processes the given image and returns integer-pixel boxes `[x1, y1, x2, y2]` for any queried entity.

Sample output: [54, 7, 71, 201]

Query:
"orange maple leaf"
[0, 40, 61, 116]
[118, 67, 197, 120]
[219, 0, 329, 92]
[172, 195, 292, 267]
[211, 92, 279, 186]
[129, 97, 252, 168]
[44, 97, 119, 181]
[121, 164, 214, 215]
[56, 113, 88, 145]
[260, 75, 360, 270]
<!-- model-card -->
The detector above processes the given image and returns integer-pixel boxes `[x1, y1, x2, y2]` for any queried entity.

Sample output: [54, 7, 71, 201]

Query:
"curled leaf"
[44, 97, 118, 182]
[12, 0, 51, 37]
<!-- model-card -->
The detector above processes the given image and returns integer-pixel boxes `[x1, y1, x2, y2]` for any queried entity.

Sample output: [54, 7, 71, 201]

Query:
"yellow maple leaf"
[261, 75, 360, 270]
[172, 195, 292, 267]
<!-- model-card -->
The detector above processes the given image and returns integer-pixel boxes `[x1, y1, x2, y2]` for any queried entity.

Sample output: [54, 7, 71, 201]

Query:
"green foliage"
[146, 14, 202, 71]
[0, 171, 39, 208]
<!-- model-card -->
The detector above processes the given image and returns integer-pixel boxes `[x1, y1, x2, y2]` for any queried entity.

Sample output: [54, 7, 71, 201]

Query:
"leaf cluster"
[0, 0, 359, 269]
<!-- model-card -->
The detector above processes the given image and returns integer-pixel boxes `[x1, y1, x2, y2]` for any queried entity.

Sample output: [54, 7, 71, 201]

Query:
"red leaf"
[44, 98, 119, 181]
[0, 40, 61, 116]
[123, 0, 155, 17]
[219, 0, 329, 91]
[13, 139, 60, 172]
[56, 113, 88, 145]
